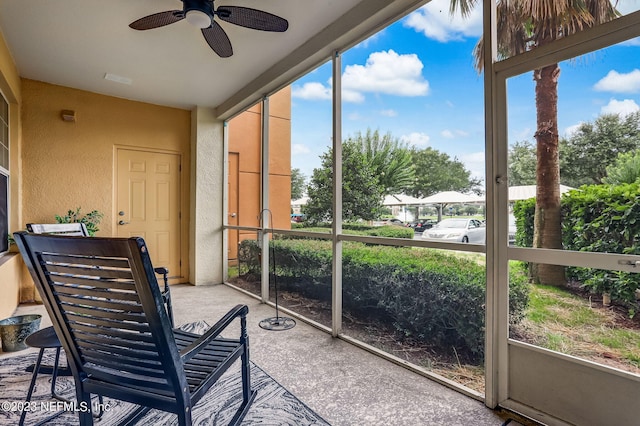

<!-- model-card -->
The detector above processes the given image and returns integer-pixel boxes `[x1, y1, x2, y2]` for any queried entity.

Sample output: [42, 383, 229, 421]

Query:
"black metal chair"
[14, 231, 256, 425]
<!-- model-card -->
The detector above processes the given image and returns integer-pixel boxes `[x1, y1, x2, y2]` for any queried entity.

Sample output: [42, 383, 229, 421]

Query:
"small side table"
[20, 326, 70, 426]
[19, 326, 104, 426]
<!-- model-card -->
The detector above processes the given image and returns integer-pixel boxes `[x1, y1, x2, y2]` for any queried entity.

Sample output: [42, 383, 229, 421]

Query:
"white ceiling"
[0, 0, 427, 118]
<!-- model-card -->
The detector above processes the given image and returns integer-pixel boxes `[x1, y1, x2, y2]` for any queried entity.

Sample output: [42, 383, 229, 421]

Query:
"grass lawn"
[511, 283, 640, 373]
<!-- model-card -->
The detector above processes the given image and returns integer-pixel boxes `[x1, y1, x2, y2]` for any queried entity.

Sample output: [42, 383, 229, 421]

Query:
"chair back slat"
[54, 275, 138, 291]
[57, 293, 145, 313]
[27, 222, 89, 236]
[47, 263, 135, 280]
[65, 313, 151, 333]
[81, 348, 162, 370]
[84, 367, 174, 396]
[13, 232, 186, 406]
[85, 358, 169, 380]
[52, 285, 141, 302]
[64, 304, 146, 322]
[40, 253, 131, 269]
[74, 337, 162, 359]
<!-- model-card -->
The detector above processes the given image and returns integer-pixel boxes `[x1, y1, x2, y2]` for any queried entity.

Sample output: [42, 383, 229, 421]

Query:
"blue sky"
[289, 0, 640, 188]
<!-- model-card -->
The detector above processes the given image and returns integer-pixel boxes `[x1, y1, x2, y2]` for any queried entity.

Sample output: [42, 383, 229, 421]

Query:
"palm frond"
[468, 0, 620, 69]
[449, 0, 480, 18]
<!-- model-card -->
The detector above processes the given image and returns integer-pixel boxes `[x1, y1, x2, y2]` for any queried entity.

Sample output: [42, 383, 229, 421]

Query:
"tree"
[290, 168, 306, 200]
[452, 0, 619, 286]
[345, 128, 415, 195]
[603, 150, 640, 185]
[508, 141, 537, 186]
[305, 143, 383, 223]
[509, 114, 640, 188]
[560, 112, 640, 187]
[410, 147, 481, 198]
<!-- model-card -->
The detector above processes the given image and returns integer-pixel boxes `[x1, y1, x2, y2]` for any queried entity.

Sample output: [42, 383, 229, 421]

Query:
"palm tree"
[345, 128, 416, 196]
[451, 0, 619, 286]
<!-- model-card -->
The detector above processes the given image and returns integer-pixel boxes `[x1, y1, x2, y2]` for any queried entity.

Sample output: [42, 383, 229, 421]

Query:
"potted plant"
[55, 207, 104, 236]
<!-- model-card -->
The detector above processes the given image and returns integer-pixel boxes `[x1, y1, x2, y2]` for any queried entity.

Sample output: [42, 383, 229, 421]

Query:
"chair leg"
[89, 395, 105, 419]
[19, 348, 45, 426]
[241, 341, 251, 403]
[76, 392, 94, 426]
[50, 347, 72, 403]
[229, 322, 256, 426]
[20, 348, 77, 426]
[118, 405, 152, 426]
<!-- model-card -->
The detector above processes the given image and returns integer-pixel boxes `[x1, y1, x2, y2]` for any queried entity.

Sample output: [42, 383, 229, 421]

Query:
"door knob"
[230, 212, 237, 218]
[118, 220, 129, 225]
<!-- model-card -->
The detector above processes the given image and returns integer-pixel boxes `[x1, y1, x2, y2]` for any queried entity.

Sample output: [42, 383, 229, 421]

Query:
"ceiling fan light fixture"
[185, 10, 211, 28]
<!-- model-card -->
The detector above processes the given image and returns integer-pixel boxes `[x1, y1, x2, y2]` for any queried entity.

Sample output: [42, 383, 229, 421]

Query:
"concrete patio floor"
[4, 283, 532, 425]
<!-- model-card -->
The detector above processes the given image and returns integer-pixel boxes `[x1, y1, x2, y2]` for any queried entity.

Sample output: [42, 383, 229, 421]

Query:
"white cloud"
[353, 32, 383, 49]
[460, 151, 485, 180]
[564, 122, 583, 138]
[400, 132, 431, 147]
[441, 129, 469, 139]
[515, 127, 533, 141]
[342, 50, 429, 97]
[291, 82, 332, 100]
[293, 50, 429, 103]
[404, 0, 482, 42]
[441, 130, 455, 139]
[342, 89, 365, 103]
[292, 144, 311, 155]
[593, 69, 640, 93]
[379, 109, 398, 117]
[600, 98, 640, 116]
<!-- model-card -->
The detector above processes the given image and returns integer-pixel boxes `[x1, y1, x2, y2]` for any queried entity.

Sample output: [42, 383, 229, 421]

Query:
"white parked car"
[508, 214, 517, 246]
[421, 218, 485, 243]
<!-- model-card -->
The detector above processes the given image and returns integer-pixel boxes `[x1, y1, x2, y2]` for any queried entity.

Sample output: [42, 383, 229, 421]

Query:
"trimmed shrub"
[279, 224, 414, 239]
[512, 198, 535, 248]
[514, 183, 640, 307]
[238, 238, 530, 362]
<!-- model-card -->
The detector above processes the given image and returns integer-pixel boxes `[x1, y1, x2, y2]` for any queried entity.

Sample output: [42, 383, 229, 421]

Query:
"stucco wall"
[0, 30, 23, 317]
[21, 79, 191, 232]
[0, 255, 24, 319]
[19, 79, 192, 300]
[228, 86, 292, 234]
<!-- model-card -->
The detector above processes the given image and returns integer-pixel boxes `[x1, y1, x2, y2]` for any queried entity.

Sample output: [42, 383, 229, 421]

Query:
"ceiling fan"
[129, 0, 289, 58]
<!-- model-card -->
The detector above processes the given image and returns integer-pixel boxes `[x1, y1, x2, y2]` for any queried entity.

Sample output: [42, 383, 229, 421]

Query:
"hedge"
[238, 238, 529, 362]
[282, 224, 414, 239]
[513, 183, 640, 306]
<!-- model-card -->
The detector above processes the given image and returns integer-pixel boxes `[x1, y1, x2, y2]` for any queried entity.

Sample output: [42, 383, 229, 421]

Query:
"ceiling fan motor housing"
[183, 0, 214, 19]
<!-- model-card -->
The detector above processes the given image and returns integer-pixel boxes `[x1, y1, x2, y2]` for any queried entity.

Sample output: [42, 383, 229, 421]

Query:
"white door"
[116, 148, 183, 283]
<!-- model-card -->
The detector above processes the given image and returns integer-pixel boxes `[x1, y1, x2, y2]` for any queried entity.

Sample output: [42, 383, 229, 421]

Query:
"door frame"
[487, 11, 640, 425]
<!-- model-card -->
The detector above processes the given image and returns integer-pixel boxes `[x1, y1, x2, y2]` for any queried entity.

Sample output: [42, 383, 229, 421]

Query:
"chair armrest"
[179, 304, 249, 361]
[154, 267, 170, 293]
[154, 267, 169, 276]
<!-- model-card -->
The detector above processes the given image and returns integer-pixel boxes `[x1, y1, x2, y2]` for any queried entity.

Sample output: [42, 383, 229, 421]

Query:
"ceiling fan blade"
[129, 11, 184, 30]
[202, 22, 233, 58]
[216, 6, 288, 32]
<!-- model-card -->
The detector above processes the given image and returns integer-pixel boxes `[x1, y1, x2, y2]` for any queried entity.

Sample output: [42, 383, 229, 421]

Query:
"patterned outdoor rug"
[0, 321, 330, 425]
